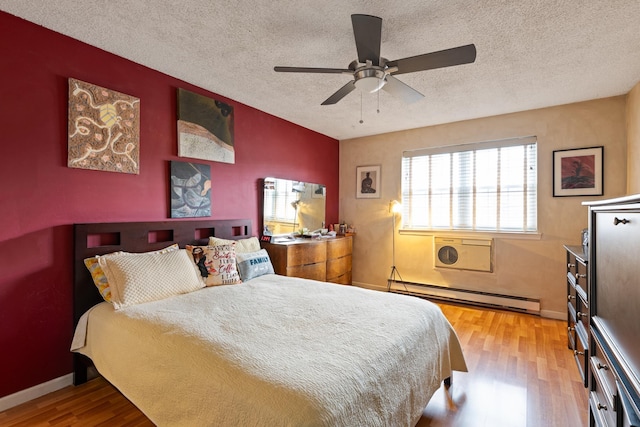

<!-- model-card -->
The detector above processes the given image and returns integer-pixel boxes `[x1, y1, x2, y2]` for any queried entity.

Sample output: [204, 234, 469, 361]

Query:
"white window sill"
[398, 228, 542, 240]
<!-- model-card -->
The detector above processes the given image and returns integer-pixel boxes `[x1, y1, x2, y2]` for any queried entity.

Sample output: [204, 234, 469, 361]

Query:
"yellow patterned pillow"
[84, 244, 179, 304]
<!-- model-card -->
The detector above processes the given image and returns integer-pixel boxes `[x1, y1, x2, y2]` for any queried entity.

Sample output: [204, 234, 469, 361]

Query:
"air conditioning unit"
[434, 237, 493, 272]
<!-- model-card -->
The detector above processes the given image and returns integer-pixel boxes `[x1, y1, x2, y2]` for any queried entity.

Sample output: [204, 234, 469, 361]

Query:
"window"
[263, 178, 302, 223]
[401, 137, 537, 232]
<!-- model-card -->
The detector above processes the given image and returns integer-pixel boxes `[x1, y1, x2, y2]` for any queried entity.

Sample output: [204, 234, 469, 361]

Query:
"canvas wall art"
[170, 161, 211, 218]
[67, 78, 140, 174]
[553, 146, 603, 197]
[177, 88, 235, 164]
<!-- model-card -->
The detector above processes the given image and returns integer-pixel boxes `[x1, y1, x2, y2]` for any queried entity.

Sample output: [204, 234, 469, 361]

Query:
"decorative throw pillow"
[84, 244, 179, 304]
[186, 244, 242, 286]
[236, 249, 275, 281]
[97, 247, 201, 310]
[208, 236, 261, 254]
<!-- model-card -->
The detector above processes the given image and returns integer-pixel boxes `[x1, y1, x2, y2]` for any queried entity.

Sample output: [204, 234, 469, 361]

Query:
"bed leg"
[443, 376, 452, 389]
[73, 353, 88, 386]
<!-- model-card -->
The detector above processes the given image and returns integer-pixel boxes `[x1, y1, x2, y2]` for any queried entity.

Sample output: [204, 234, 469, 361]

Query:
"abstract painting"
[170, 161, 211, 218]
[553, 146, 603, 196]
[177, 88, 234, 164]
[67, 78, 140, 174]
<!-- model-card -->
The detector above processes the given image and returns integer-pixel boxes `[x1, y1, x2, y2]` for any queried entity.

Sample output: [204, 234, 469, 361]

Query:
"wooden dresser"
[564, 244, 589, 387]
[585, 196, 640, 426]
[261, 236, 352, 284]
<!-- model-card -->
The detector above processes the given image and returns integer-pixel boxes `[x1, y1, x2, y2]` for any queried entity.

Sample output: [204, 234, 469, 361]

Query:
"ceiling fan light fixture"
[354, 67, 386, 93]
[355, 76, 385, 93]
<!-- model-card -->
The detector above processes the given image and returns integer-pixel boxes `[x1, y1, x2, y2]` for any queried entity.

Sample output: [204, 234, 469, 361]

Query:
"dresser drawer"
[286, 241, 326, 266]
[590, 391, 615, 427]
[576, 296, 589, 336]
[327, 271, 352, 285]
[574, 323, 589, 387]
[286, 262, 326, 281]
[327, 255, 352, 282]
[590, 333, 618, 411]
[574, 259, 588, 300]
[327, 237, 352, 259]
[567, 301, 577, 349]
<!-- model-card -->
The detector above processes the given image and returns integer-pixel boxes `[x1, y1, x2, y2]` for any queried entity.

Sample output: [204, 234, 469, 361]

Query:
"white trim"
[399, 229, 543, 240]
[0, 373, 73, 412]
[540, 309, 566, 320]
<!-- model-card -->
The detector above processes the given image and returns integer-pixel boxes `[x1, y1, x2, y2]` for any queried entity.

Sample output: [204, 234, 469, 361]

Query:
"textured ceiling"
[2, 1, 640, 140]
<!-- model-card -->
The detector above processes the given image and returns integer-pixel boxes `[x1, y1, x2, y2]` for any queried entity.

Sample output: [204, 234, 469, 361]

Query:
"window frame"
[401, 136, 538, 234]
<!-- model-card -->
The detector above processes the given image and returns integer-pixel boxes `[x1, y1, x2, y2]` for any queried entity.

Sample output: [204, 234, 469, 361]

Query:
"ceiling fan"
[274, 14, 476, 105]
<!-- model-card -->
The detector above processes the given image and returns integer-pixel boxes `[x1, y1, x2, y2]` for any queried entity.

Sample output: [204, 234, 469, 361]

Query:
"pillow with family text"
[236, 249, 275, 281]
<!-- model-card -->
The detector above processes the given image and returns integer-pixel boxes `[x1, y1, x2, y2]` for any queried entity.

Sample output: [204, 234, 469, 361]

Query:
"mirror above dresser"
[263, 177, 326, 235]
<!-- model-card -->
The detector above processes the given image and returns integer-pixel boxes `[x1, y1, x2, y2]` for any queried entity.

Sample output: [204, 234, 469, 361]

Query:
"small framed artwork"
[356, 165, 381, 198]
[553, 146, 603, 197]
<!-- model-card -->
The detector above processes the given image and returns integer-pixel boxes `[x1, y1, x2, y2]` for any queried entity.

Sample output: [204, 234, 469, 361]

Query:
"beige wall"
[340, 96, 627, 318]
[627, 82, 640, 194]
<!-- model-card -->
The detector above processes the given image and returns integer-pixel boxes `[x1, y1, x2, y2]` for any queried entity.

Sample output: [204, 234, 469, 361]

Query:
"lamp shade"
[389, 200, 402, 214]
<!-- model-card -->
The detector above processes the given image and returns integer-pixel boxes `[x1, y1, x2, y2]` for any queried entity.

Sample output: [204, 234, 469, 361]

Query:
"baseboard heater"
[389, 281, 540, 315]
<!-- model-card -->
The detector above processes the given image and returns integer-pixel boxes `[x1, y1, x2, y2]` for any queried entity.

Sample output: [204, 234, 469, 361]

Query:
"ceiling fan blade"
[274, 66, 351, 74]
[321, 81, 357, 105]
[382, 75, 424, 103]
[351, 14, 382, 65]
[386, 44, 476, 75]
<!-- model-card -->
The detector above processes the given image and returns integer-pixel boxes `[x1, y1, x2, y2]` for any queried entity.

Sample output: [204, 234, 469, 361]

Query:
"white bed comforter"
[72, 274, 467, 426]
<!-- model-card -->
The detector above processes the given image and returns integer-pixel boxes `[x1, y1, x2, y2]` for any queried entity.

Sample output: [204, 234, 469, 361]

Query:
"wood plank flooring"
[0, 302, 588, 427]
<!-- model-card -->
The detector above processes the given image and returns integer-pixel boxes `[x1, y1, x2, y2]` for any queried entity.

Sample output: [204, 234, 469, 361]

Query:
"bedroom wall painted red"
[0, 11, 339, 399]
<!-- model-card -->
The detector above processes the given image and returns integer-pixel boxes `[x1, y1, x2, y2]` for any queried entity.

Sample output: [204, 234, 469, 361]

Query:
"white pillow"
[236, 249, 275, 281]
[209, 236, 260, 253]
[98, 248, 204, 309]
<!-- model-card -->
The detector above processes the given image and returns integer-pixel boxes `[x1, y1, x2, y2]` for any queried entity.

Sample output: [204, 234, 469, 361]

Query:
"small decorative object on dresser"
[584, 195, 640, 426]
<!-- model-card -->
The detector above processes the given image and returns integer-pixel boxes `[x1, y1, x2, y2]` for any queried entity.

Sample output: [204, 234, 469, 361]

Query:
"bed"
[71, 220, 467, 426]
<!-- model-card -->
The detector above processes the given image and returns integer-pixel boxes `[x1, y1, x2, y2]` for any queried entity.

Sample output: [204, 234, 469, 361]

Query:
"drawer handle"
[575, 273, 586, 280]
[613, 217, 630, 225]
[574, 350, 584, 356]
[568, 295, 576, 301]
[597, 362, 609, 371]
[597, 402, 608, 411]
[567, 263, 575, 268]
[567, 326, 575, 332]
[576, 311, 584, 318]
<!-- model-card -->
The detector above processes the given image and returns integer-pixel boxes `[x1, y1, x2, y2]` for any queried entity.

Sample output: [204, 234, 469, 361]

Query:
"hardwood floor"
[0, 302, 588, 427]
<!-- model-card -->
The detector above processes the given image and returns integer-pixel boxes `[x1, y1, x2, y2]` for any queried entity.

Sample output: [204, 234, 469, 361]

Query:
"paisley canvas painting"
[177, 88, 235, 164]
[67, 78, 140, 174]
[170, 161, 211, 218]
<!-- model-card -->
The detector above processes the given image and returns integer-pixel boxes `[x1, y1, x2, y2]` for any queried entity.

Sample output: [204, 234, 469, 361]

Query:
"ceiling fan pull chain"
[359, 92, 364, 124]
[377, 88, 380, 114]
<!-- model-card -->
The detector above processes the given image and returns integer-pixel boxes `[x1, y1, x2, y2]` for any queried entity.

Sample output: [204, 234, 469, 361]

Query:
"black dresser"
[585, 195, 640, 426]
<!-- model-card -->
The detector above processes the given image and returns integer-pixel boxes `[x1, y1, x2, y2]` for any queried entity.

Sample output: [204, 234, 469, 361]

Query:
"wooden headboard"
[73, 219, 252, 325]
[73, 219, 252, 385]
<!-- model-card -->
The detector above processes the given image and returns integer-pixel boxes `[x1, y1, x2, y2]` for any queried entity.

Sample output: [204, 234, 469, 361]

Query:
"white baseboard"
[0, 373, 73, 412]
[354, 281, 565, 320]
[352, 281, 386, 291]
[540, 309, 566, 320]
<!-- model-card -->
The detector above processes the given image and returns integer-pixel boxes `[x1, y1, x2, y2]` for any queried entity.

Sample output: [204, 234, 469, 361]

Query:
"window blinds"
[401, 137, 537, 232]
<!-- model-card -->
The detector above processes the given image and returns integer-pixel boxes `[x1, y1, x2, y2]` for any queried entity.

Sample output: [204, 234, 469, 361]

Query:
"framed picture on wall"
[356, 165, 381, 199]
[553, 146, 603, 197]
